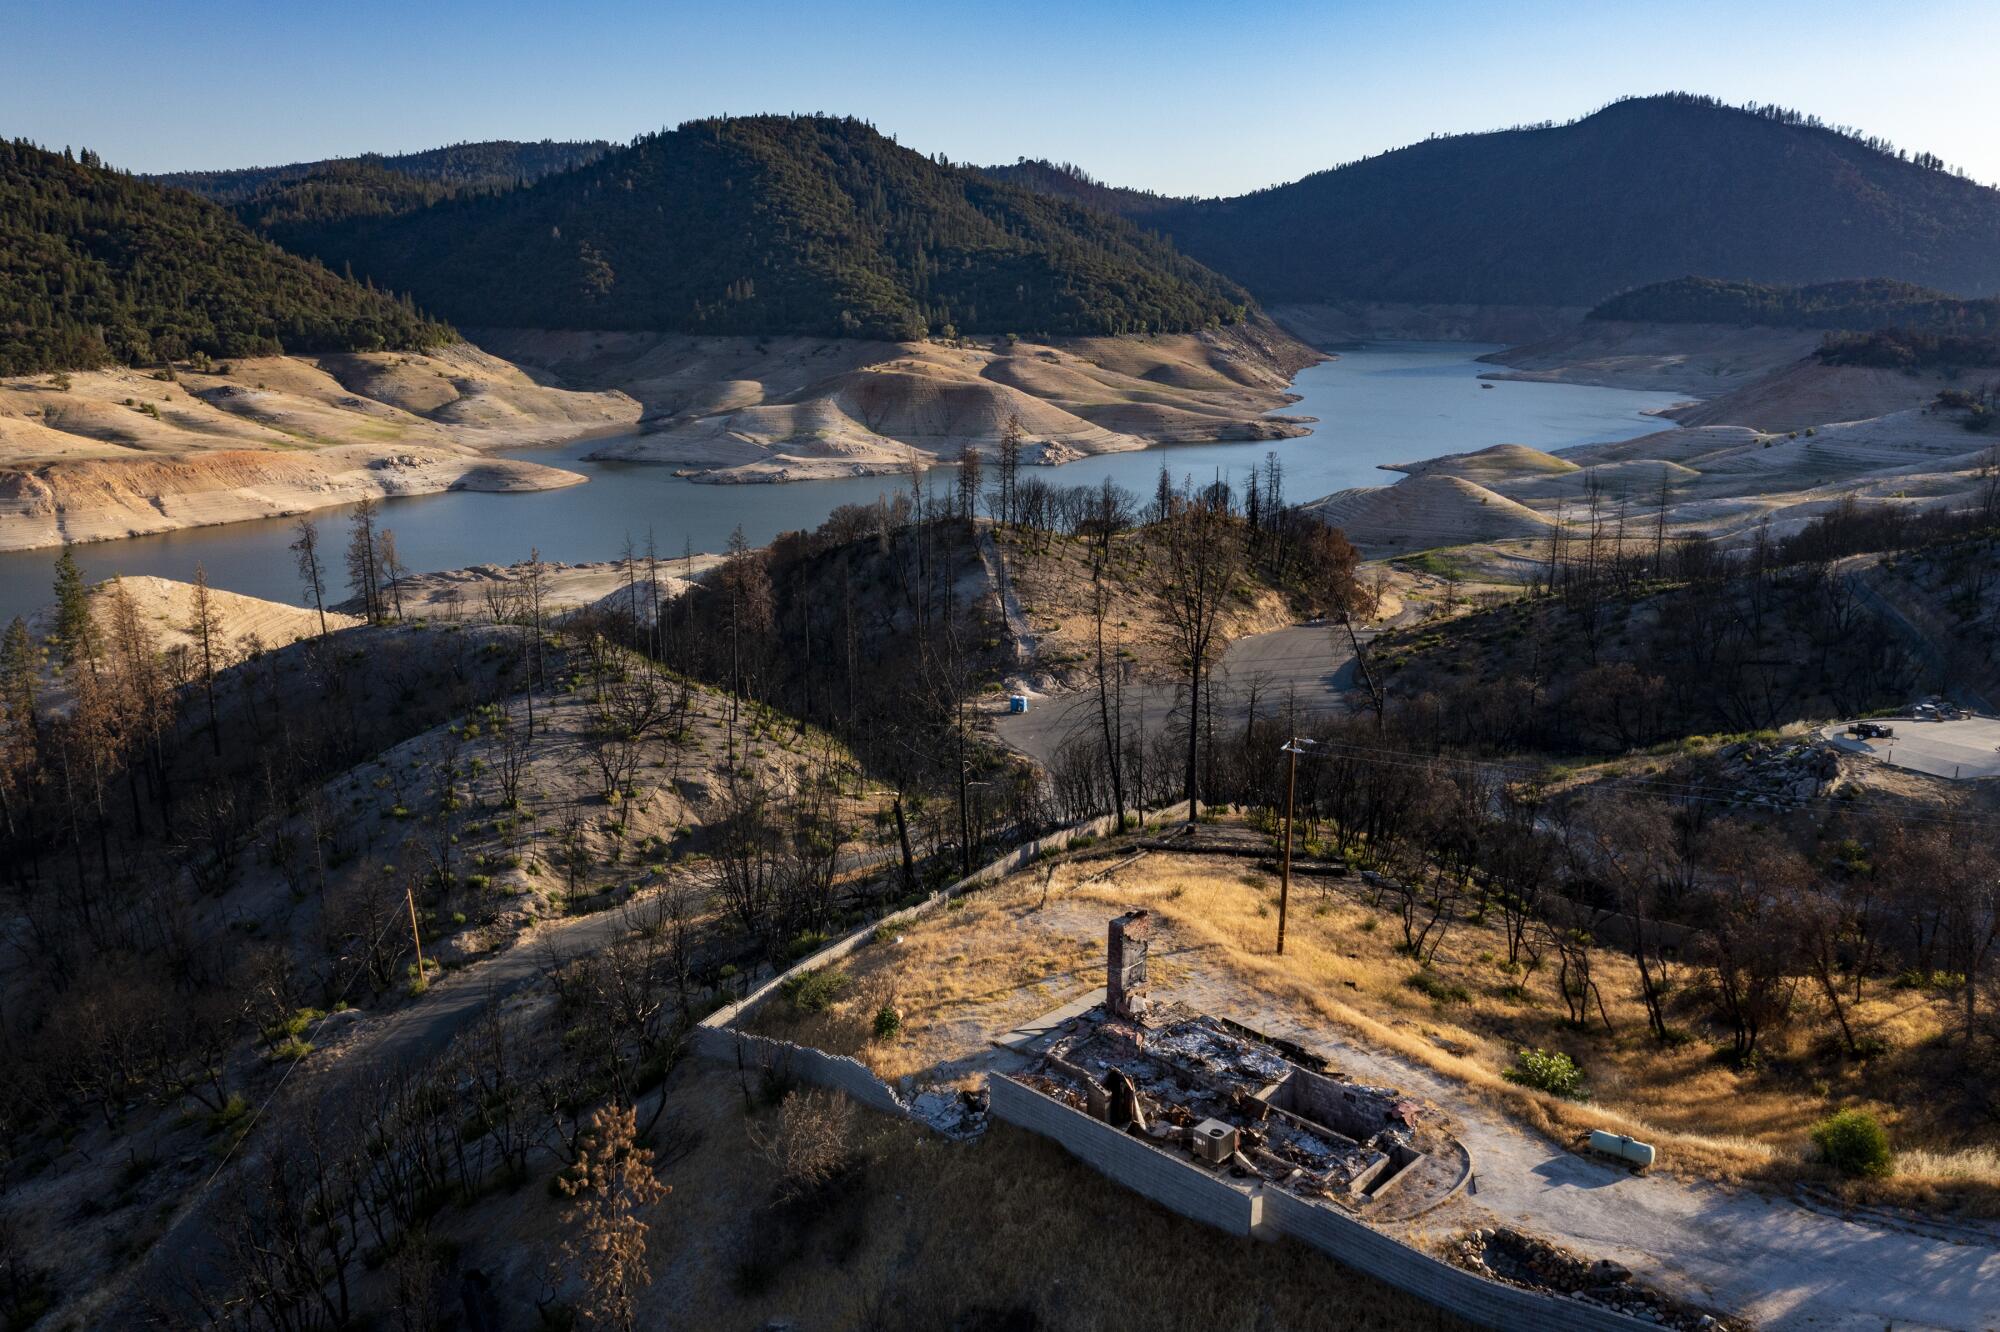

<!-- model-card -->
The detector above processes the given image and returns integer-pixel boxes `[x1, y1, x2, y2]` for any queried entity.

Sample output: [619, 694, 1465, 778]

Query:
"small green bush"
[781, 929, 830, 964]
[266, 1036, 315, 1063]
[1504, 1048, 1586, 1099]
[1812, 1108, 1893, 1178]
[873, 1005, 903, 1040]
[782, 967, 851, 1014]
[1404, 969, 1471, 1005]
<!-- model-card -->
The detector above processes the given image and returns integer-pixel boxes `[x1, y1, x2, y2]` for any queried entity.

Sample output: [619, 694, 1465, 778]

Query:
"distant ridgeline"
[0, 139, 454, 376]
[1591, 277, 2000, 333]
[1589, 276, 2000, 371]
[993, 94, 2000, 308]
[149, 139, 612, 204]
[248, 115, 1254, 341]
[1816, 329, 2000, 371]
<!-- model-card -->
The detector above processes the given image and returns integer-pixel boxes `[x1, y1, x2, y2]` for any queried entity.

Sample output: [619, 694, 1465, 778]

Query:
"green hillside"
[267, 116, 1253, 340]
[1, 138, 453, 376]
[150, 138, 610, 203]
[1592, 276, 2000, 333]
[1031, 96, 2000, 307]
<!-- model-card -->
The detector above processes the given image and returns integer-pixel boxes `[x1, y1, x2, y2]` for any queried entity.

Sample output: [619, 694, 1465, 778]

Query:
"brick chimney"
[1107, 910, 1151, 1020]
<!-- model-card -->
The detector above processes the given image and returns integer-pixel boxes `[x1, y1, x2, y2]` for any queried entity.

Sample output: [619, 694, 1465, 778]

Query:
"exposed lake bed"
[0, 343, 1685, 624]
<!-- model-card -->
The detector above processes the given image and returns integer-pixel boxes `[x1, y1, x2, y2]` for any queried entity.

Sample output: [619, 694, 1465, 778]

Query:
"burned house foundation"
[1014, 913, 1468, 1220]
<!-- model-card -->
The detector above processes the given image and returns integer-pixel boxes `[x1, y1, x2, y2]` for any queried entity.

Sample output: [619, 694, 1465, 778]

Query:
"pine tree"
[186, 564, 224, 757]
[51, 544, 97, 675]
[290, 516, 329, 636]
[346, 498, 381, 622]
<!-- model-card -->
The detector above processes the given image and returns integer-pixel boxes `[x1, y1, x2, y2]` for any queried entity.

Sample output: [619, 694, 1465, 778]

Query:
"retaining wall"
[987, 1071, 1258, 1237]
[688, 804, 1194, 1119]
[689, 1026, 907, 1118]
[993, 1075, 1659, 1332]
[698, 803, 1192, 1035]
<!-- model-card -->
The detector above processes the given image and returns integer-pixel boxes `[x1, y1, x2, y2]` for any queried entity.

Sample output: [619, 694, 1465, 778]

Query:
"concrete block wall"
[988, 1073, 1258, 1237]
[689, 1025, 908, 1119]
[698, 802, 1192, 1035]
[1259, 1189, 1659, 1331]
[996, 1075, 1660, 1332]
[687, 805, 1194, 1120]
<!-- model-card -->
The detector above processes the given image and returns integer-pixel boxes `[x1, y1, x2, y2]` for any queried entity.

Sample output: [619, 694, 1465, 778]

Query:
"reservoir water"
[0, 343, 1683, 625]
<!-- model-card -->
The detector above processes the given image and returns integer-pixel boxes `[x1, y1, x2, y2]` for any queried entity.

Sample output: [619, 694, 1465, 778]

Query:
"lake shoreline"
[0, 344, 1688, 627]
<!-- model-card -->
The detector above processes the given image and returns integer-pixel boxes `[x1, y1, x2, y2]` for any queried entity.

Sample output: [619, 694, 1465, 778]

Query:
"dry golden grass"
[750, 845, 2000, 1214]
[610, 1066, 1476, 1331]
[744, 893, 1103, 1083]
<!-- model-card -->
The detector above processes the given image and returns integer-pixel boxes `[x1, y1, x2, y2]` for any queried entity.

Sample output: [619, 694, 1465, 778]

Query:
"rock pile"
[1711, 737, 1842, 807]
[1448, 1227, 1737, 1329]
[907, 1085, 989, 1140]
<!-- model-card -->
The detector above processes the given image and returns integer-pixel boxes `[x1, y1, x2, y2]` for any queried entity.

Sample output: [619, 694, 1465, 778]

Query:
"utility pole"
[1277, 737, 1314, 955]
[405, 881, 425, 987]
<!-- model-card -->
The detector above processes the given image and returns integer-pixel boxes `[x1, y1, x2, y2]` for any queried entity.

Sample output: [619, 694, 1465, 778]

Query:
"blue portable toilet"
[1008, 694, 1030, 714]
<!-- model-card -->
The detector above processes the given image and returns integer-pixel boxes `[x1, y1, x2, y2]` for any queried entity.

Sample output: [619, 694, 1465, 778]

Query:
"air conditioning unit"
[1191, 1118, 1238, 1165]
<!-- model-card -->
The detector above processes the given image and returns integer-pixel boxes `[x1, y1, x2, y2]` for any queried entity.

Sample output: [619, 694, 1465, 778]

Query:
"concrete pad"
[1825, 716, 2000, 781]
[992, 987, 1106, 1055]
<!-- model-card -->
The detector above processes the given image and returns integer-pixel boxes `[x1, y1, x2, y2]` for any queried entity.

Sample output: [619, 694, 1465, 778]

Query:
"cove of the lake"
[0, 343, 1685, 624]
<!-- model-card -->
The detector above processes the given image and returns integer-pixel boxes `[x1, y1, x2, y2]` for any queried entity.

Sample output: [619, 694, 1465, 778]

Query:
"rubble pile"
[1030, 1007, 1453, 1212]
[1709, 737, 1842, 807]
[907, 1085, 990, 1140]
[1147, 1016, 1293, 1086]
[1449, 1227, 1736, 1330]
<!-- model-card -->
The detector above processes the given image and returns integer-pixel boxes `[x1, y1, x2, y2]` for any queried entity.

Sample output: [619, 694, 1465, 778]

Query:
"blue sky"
[9, 0, 1997, 195]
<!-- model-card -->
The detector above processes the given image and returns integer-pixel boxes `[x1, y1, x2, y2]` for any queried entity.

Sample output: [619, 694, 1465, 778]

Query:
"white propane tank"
[1589, 1129, 1656, 1169]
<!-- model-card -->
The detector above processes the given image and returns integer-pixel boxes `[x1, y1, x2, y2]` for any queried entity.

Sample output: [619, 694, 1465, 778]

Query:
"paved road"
[1170, 965, 2000, 1332]
[1825, 716, 2000, 781]
[994, 621, 1374, 768]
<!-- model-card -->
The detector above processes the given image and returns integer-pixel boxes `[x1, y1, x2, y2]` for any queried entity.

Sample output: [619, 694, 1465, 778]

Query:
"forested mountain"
[150, 138, 610, 203]
[1817, 328, 2000, 370]
[1591, 277, 2000, 333]
[0, 138, 453, 375]
[980, 159, 1181, 218]
[233, 159, 467, 234]
[260, 115, 1254, 340]
[1040, 95, 2000, 308]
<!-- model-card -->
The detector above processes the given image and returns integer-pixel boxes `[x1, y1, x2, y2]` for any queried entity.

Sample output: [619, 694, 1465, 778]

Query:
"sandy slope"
[87, 575, 361, 653]
[1303, 404, 1996, 557]
[1287, 323, 1993, 560]
[476, 324, 1318, 482]
[1385, 443, 1579, 485]
[1299, 473, 1553, 553]
[1480, 320, 1820, 395]
[1268, 301, 1585, 347]
[331, 553, 729, 621]
[1664, 359, 1963, 432]
[0, 343, 638, 552]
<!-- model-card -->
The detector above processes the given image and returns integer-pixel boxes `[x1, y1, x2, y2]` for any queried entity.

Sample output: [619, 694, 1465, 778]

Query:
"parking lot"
[1825, 715, 2000, 780]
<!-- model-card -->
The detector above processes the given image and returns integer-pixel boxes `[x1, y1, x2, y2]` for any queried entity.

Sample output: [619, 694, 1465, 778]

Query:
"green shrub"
[266, 1036, 315, 1063]
[205, 1093, 251, 1137]
[873, 1005, 903, 1040]
[1504, 1048, 1586, 1099]
[1812, 1109, 1893, 1178]
[1404, 969, 1471, 1005]
[781, 929, 830, 964]
[781, 967, 851, 1014]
